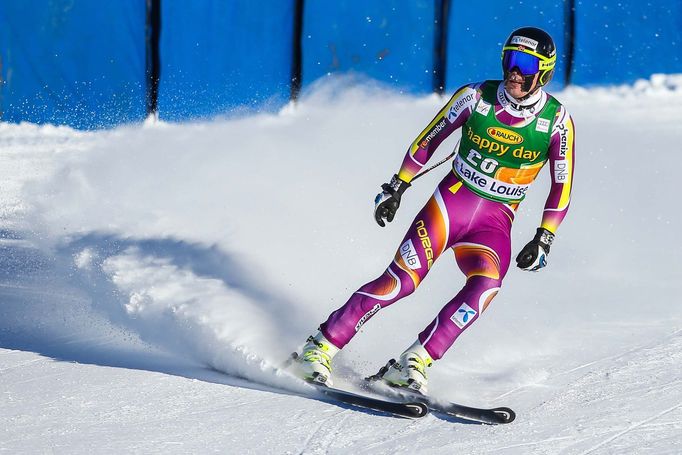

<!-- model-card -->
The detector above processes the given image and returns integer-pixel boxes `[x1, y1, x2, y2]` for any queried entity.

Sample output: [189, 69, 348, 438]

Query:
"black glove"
[516, 227, 555, 272]
[374, 175, 410, 227]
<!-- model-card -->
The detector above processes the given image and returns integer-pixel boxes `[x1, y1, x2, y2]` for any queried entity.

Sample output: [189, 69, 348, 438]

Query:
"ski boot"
[373, 341, 432, 395]
[291, 331, 340, 386]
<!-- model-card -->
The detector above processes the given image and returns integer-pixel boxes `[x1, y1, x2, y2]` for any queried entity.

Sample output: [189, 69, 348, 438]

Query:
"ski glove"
[374, 174, 411, 227]
[516, 227, 555, 272]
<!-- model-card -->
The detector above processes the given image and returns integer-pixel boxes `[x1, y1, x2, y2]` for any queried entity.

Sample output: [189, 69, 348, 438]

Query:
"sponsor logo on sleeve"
[510, 35, 539, 50]
[555, 123, 569, 157]
[554, 161, 568, 183]
[536, 118, 550, 133]
[450, 302, 477, 328]
[475, 100, 491, 116]
[419, 118, 447, 148]
[399, 239, 422, 270]
[446, 92, 475, 123]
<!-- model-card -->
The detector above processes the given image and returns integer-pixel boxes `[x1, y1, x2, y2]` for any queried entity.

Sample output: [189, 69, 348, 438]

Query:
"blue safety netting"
[302, 0, 436, 94]
[157, 0, 295, 121]
[0, 0, 147, 129]
[572, 1, 682, 86]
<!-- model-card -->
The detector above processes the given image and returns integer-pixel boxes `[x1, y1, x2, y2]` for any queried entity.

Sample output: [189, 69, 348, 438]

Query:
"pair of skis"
[282, 352, 514, 424]
[213, 356, 513, 424]
[312, 378, 515, 424]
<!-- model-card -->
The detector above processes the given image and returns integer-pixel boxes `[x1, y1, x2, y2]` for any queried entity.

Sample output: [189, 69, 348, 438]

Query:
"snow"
[1, 74, 682, 453]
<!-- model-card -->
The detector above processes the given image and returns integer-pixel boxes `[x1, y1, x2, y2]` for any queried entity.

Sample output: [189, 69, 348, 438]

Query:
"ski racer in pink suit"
[293, 26, 576, 393]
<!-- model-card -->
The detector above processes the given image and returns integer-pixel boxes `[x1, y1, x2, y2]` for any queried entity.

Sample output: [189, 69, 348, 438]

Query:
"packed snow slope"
[1, 75, 681, 454]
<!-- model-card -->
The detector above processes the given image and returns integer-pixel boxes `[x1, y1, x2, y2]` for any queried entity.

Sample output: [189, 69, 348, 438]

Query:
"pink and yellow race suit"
[321, 80, 576, 360]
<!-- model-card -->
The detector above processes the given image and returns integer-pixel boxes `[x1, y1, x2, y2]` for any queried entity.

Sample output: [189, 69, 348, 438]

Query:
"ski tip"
[492, 407, 516, 424]
[407, 402, 429, 418]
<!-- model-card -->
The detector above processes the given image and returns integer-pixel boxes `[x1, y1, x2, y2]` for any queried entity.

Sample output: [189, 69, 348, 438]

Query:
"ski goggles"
[501, 47, 555, 76]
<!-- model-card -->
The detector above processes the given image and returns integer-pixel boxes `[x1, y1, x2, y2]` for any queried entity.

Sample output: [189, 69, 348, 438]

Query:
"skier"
[293, 26, 575, 393]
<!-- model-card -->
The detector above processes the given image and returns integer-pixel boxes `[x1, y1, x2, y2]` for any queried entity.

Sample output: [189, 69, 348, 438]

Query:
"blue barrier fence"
[302, 0, 436, 94]
[572, 0, 682, 86]
[1, 0, 680, 129]
[0, 0, 147, 129]
[157, 0, 295, 121]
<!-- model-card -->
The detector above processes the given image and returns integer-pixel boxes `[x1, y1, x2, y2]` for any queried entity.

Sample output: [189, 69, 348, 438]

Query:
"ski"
[311, 383, 428, 419]
[363, 377, 515, 425]
[418, 395, 515, 425]
[209, 364, 428, 420]
[284, 351, 428, 419]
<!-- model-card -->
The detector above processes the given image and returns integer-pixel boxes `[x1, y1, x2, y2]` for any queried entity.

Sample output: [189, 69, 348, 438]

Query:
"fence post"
[433, 0, 450, 94]
[290, 0, 304, 101]
[146, 0, 161, 116]
[563, 0, 575, 86]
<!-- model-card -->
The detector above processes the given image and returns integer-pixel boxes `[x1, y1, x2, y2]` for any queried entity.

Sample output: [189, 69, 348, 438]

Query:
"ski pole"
[410, 138, 460, 182]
